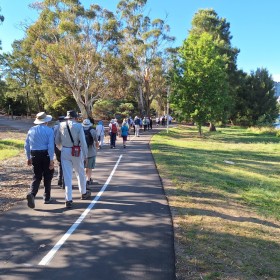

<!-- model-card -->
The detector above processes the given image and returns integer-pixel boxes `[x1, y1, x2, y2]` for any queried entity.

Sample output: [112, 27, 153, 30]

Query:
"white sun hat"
[82, 118, 93, 128]
[34, 112, 52, 124]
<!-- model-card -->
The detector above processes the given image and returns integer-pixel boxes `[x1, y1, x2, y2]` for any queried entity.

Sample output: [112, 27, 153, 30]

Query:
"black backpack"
[84, 127, 93, 146]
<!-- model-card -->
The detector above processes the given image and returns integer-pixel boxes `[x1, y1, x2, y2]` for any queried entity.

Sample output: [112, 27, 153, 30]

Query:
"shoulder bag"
[66, 122, 81, 157]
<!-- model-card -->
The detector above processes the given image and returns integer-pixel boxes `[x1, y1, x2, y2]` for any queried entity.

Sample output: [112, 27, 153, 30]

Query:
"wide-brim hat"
[34, 112, 52, 124]
[64, 110, 78, 119]
[82, 118, 93, 128]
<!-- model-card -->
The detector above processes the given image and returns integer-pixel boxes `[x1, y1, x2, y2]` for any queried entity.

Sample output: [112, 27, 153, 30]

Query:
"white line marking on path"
[38, 154, 123, 266]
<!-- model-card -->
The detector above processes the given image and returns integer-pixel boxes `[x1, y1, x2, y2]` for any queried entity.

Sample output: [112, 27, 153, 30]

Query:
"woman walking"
[120, 119, 129, 148]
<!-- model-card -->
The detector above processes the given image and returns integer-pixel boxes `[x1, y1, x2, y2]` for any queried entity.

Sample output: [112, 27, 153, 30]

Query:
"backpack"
[111, 123, 118, 133]
[84, 127, 93, 146]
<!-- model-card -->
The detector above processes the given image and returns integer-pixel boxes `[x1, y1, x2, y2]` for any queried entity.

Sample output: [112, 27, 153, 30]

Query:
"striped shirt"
[24, 124, 55, 160]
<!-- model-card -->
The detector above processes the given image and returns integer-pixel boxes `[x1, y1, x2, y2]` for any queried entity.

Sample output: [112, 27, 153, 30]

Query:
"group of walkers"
[155, 115, 173, 126]
[24, 110, 155, 210]
[24, 110, 100, 209]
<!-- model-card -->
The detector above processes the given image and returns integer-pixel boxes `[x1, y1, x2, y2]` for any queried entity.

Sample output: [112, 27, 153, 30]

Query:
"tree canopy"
[171, 32, 229, 135]
[24, 0, 123, 118]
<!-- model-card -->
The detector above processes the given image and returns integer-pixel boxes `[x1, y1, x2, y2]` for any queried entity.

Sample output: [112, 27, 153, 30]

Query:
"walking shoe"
[65, 200, 73, 209]
[44, 197, 53, 204]
[26, 193, 35, 209]
[81, 190, 91, 200]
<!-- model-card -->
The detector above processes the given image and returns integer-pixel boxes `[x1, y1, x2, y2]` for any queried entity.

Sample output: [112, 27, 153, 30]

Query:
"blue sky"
[1, 0, 280, 81]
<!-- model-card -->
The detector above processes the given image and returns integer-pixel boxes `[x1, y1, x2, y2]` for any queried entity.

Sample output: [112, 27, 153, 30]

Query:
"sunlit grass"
[0, 139, 25, 160]
[151, 126, 280, 219]
[151, 125, 280, 279]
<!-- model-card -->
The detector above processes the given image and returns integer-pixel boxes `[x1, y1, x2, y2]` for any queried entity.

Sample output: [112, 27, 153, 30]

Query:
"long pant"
[55, 147, 63, 184]
[110, 132, 117, 147]
[29, 150, 54, 200]
[57, 160, 65, 187]
[61, 147, 87, 202]
[144, 124, 148, 131]
[99, 134, 105, 146]
[135, 125, 140, 136]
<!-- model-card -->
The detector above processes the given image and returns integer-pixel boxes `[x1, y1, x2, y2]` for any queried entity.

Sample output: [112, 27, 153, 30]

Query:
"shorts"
[122, 135, 128, 141]
[85, 156, 96, 169]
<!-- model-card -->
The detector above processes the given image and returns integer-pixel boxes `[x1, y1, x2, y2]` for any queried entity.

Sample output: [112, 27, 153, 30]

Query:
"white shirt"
[55, 120, 88, 158]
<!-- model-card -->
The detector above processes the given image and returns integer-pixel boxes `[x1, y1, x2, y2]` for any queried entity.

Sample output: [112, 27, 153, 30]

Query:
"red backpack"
[111, 123, 118, 133]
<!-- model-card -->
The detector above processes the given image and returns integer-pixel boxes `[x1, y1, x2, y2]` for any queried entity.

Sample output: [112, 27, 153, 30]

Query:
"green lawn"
[151, 125, 280, 279]
[0, 139, 25, 160]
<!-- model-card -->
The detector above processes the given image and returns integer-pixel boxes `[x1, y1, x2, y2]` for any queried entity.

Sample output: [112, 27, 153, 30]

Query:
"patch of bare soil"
[0, 128, 31, 213]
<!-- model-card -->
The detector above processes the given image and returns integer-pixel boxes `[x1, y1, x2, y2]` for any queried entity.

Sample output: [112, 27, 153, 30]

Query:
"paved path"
[0, 118, 175, 280]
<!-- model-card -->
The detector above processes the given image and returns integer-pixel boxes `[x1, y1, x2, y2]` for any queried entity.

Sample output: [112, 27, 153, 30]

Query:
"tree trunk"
[26, 91, 31, 117]
[198, 124, 202, 136]
[209, 122, 216, 131]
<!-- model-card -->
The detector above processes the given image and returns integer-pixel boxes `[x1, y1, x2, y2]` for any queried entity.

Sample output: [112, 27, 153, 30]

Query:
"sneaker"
[26, 193, 35, 209]
[44, 197, 53, 204]
[65, 200, 73, 209]
[81, 190, 91, 200]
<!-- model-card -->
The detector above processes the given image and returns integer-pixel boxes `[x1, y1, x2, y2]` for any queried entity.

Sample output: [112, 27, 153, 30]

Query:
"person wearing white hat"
[55, 110, 91, 209]
[82, 119, 99, 187]
[24, 112, 55, 209]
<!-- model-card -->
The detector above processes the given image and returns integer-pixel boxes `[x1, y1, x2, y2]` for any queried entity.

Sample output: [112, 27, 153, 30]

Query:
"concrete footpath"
[0, 119, 176, 280]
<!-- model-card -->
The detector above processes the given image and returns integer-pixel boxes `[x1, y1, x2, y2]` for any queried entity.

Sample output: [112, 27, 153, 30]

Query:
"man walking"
[53, 116, 65, 188]
[24, 112, 55, 209]
[55, 110, 91, 209]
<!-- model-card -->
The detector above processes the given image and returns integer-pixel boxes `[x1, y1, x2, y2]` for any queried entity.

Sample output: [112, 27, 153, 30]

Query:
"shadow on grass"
[175, 226, 280, 279]
[152, 129, 280, 220]
[0, 139, 24, 149]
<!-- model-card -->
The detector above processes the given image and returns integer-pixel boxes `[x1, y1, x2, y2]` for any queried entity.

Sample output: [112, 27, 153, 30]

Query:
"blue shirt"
[24, 124, 55, 160]
[121, 124, 129, 136]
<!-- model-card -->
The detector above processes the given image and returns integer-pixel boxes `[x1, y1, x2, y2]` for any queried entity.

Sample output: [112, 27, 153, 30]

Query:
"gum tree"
[0, 7, 4, 50]
[117, 0, 174, 116]
[25, 0, 122, 118]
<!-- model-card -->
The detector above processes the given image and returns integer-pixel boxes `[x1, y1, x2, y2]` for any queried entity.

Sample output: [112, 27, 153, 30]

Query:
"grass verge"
[0, 139, 25, 160]
[151, 125, 280, 280]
